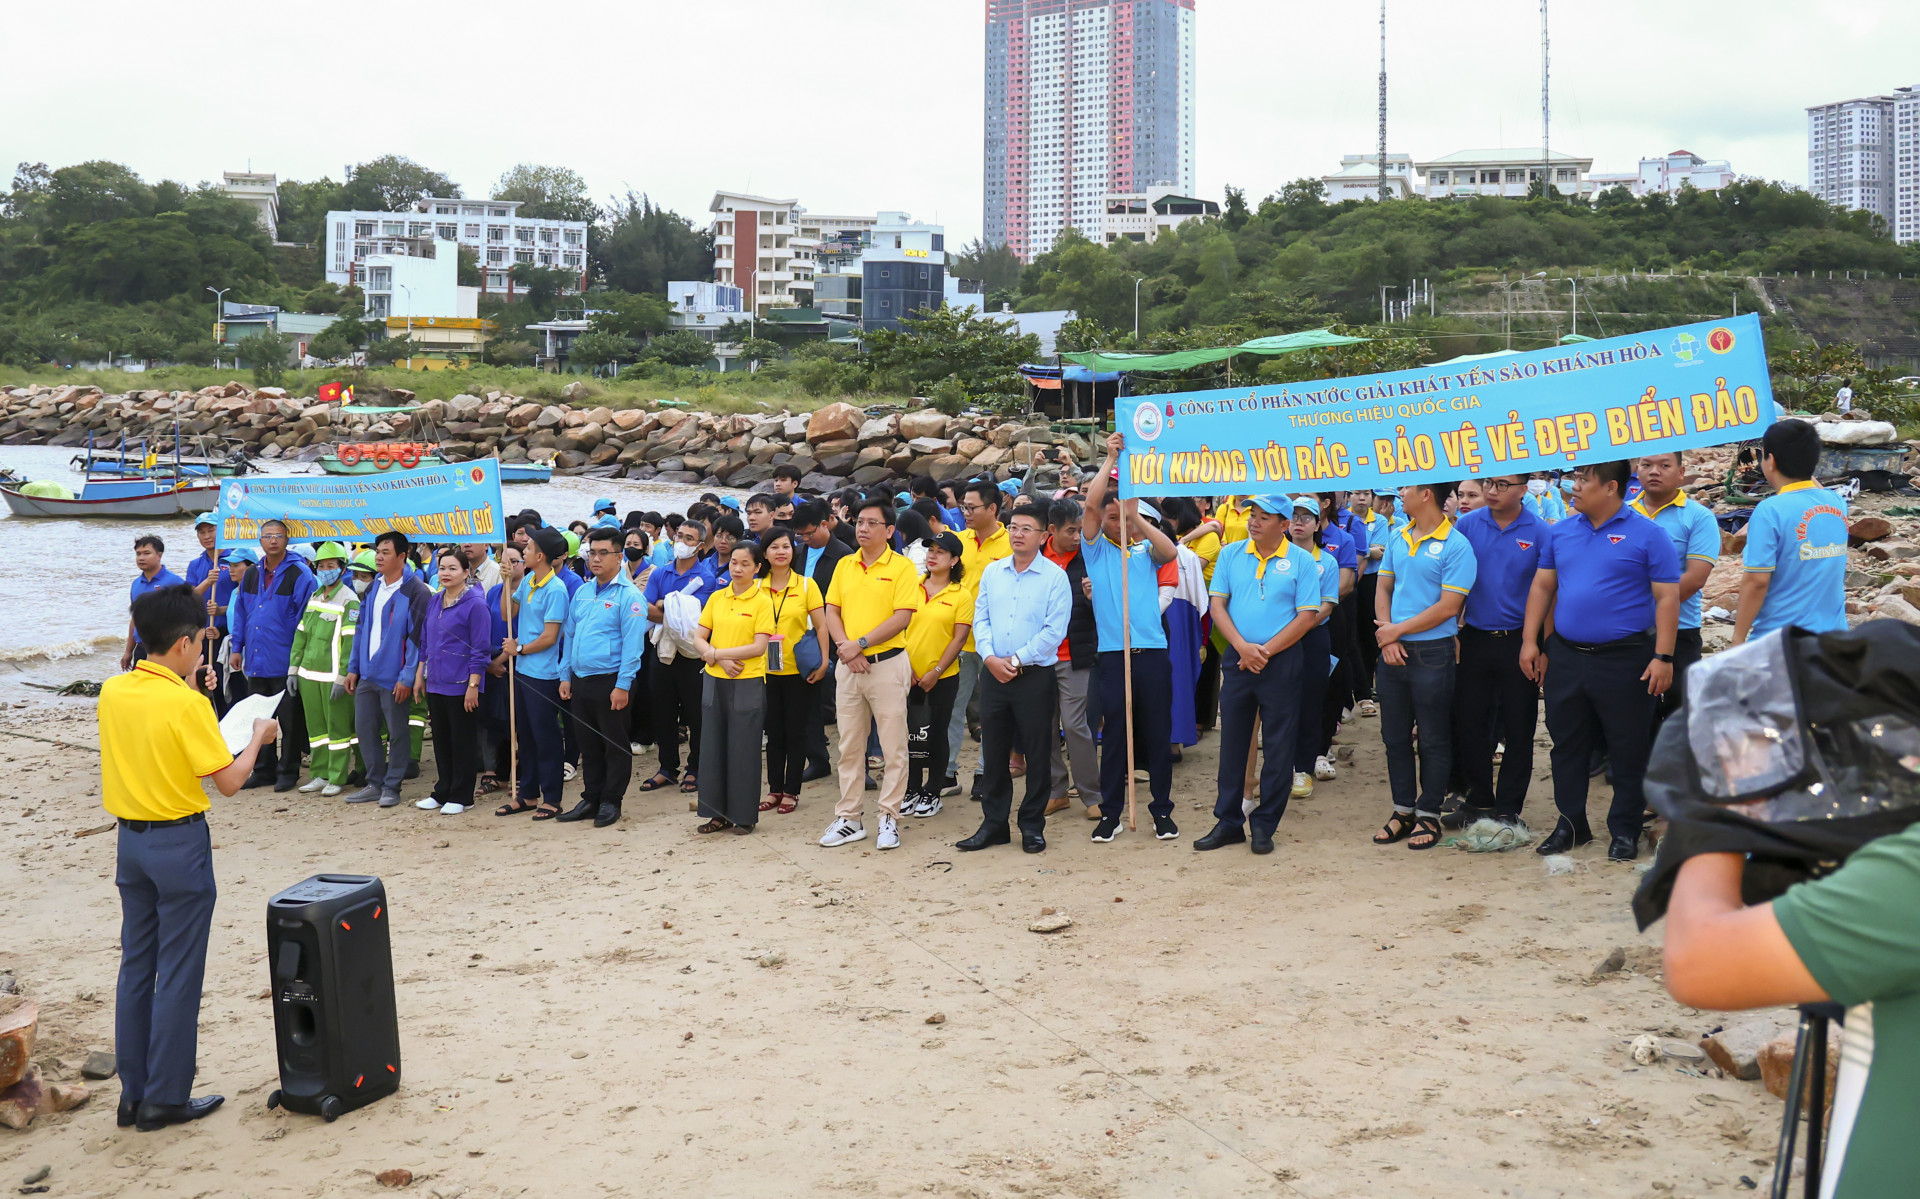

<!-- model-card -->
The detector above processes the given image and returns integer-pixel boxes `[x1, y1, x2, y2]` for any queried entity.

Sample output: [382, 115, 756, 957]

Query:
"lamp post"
[206, 286, 230, 367]
[1502, 271, 1546, 349]
[1132, 276, 1145, 343]
[397, 283, 413, 371]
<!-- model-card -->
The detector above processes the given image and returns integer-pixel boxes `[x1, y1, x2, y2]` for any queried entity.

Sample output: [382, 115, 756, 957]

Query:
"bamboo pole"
[1120, 475, 1138, 832]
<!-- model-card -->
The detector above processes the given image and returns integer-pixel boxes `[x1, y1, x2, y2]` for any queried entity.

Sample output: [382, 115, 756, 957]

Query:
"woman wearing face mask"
[481, 545, 524, 804]
[1523, 473, 1567, 523]
[286, 542, 360, 797]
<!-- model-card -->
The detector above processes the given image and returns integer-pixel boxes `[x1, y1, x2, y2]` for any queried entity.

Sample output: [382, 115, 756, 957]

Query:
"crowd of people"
[122, 418, 1849, 860]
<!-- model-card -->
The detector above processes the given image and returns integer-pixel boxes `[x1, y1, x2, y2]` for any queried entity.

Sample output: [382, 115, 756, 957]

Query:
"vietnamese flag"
[317, 381, 344, 403]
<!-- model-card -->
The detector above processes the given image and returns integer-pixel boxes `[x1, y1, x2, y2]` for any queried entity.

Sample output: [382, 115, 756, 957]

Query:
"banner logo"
[1132, 401, 1164, 443]
[1708, 327, 1736, 354]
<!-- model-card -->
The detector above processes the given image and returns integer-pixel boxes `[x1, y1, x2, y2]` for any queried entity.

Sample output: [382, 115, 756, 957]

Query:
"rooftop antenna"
[1377, 0, 1389, 201]
[1540, 0, 1551, 197]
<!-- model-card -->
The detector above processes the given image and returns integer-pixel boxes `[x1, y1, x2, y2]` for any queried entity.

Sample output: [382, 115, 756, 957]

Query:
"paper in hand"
[218, 692, 283, 756]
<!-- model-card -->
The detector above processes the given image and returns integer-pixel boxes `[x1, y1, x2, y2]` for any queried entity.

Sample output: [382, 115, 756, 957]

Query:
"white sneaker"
[1314, 755, 1337, 781]
[320, 783, 341, 797]
[819, 818, 866, 847]
[1356, 700, 1379, 717]
[439, 802, 466, 815]
[877, 813, 900, 850]
[563, 762, 579, 781]
[298, 777, 326, 793]
[415, 797, 440, 810]
[1290, 771, 1314, 799]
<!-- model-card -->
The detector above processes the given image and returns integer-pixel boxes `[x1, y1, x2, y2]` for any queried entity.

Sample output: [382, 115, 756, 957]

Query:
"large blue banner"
[1118, 314, 1775, 497]
[214, 460, 506, 546]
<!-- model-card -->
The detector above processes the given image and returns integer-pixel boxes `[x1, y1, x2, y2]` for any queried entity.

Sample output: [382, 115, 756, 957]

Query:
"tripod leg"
[1771, 1011, 1815, 1199]
[1804, 1013, 1828, 1199]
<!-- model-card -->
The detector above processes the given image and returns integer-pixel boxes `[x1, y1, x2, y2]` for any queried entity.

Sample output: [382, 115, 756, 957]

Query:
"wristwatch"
[1009, 653, 1022, 671]
[1653, 652, 1675, 663]
[856, 636, 869, 651]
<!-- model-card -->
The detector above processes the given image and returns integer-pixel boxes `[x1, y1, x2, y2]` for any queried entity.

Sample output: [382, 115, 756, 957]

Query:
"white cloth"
[368, 575, 402, 656]
[652, 576, 707, 664]
[1835, 385, 1854, 413]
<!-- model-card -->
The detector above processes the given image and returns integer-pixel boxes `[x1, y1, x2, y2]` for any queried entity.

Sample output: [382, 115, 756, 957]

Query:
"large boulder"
[783, 415, 812, 440]
[799, 472, 843, 493]
[506, 403, 542, 427]
[923, 453, 975, 482]
[0, 998, 35, 1089]
[806, 402, 862, 445]
[955, 437, 989, 459]
[609, 408, 652, 433]
[857, 415, 899, 444]
[907, 437, 954, 456]
[818, 452, 859, 476]
[448, 393, 484, 418]
[898, 411, 949, 440]
[813, 438, 858, 459]
[850, 465, 893, 486]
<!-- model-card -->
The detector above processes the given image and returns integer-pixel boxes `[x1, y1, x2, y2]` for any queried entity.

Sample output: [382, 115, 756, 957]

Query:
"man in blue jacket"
[342, 530, 432, 808]
[555, 526, 649, 827]
[226, 520, 315, 790]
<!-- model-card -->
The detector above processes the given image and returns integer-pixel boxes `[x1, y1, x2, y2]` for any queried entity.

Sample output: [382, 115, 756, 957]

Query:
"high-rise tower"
[985, 0, 1196, 261]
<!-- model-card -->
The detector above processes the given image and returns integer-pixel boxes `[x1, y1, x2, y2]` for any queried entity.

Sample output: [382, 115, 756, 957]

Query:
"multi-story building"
[1318, 154, 1416, 203]
[222, 172, 280, 239]
[985, 0, 1197, 261]
[1808, 86, 1920, 243]
[358, 239, 478, 324]
[1098, 186, 1218, 243]
[1588, 150, 1735, 198]
[665, 281, 747, 341]
[710, 191, 820, 317]
[323, 197, 589, 292]
[1415, 149, 1595, 200]
[860, 212, 947, 333]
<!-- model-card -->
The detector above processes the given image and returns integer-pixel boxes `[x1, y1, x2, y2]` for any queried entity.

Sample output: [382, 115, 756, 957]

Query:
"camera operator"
[1663, 832, 1920, 1198]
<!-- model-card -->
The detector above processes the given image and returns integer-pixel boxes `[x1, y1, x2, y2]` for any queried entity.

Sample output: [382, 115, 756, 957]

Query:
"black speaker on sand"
[263, 874, 400, 1122]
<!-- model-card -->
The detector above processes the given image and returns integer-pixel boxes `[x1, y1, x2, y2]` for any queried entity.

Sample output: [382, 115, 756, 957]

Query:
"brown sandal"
[1373, 812, 1415, 844]
[696, 816, 734, 834]
[759, 793, 780, 812]
[776, 794, 798, 814]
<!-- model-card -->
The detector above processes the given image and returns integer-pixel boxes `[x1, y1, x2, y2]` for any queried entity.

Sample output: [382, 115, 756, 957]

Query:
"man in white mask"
[641, 520, 721, 792]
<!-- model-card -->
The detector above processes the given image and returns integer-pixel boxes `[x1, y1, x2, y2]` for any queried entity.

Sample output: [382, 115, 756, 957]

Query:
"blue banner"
[214, 461, 506, 547]
[1118, 314, 1775, 497]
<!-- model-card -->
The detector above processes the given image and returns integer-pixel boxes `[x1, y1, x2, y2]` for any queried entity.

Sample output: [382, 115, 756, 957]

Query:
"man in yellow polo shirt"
[102, 584, 277, 1132]
[948, 479, 1013, 797]
[821, 497, 924, 850]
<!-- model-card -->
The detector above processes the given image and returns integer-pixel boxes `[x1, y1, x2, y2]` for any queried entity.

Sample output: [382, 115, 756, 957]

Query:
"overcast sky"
[9, 0, 1916, 246]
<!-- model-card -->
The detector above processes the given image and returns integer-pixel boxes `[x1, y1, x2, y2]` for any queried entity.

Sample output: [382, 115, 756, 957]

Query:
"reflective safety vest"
[289, 586, 361, 684]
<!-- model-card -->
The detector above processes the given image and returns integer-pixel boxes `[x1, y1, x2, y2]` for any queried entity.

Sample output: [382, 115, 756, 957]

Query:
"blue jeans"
[354, 682, 411, 793]
[945, 650, 982, 781]
[1377, 637, 1456, 815]
[115, 819, 216, 1106]
[1213, 643, 1305, 833]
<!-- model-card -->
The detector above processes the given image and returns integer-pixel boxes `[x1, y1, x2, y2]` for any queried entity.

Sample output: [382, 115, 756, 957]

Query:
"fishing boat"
[499, 461, 553, 484]
[1, 475, 220, 518]
[318, 402, 449, 475]
[75, 446, 255, 478]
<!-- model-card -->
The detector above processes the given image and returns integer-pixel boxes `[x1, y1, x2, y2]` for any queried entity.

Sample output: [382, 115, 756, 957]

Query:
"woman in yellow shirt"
[902, 532, 974, 818]
[692, 542, 775, 834]
[758, 528, 829, 815]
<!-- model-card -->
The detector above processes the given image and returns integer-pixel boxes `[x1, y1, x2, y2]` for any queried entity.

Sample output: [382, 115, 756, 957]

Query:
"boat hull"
[499, 462, 552, 484]
[319, 456, 448, 476]
[1, 484, 221, 518]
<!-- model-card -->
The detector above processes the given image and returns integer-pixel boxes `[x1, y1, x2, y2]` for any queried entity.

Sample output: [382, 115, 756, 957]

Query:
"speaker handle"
[275, 939, 301, 984]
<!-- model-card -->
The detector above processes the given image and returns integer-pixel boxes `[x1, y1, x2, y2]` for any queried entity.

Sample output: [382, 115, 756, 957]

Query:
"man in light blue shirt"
[1202, 496, 1325, 854]
[961, 506, 1071, 854]
[554, 526, 649, 828]
[503, 527, 573, 816]
[1735, 420, 1849, 643]
[1633, 450, 1723, 729]
[1080, 432, 1182, 843]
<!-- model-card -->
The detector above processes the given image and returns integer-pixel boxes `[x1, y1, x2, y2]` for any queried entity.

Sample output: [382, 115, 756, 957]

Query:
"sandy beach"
[2, 693, 1779, 1198]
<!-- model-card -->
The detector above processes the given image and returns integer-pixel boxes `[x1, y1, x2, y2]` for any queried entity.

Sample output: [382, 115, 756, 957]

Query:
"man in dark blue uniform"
[1521, 461, 1680, 861]
[1447, 474, 1546, 829]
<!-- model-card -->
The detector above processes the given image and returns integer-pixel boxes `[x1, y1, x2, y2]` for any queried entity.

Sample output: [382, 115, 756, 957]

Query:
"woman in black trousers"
[903, 533, 972, 818]
[758, 529, 829, 814]
[691, 543, 774, 834]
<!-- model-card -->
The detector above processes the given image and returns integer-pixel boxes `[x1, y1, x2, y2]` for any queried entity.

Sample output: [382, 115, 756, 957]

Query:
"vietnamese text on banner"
[1118, 314, 1775, 498]
[214, 460, 506, 547]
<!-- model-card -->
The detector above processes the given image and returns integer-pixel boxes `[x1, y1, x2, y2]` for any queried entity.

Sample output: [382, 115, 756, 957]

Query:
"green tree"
[506, 264, 576, 319]
[736, 336, 783, 369]
[1222, 185, 1249, 232]
[305, 318, 363, 362]
[339, 155, 460, 212]
[592, 192, 712, 295]
[486, 338, 537, 366]
[949, 238, 1024, 294]
[456, 244, 481, 286]
[567, 328, 636, 371]
[863, 305, 1039, 407]
[643, 330, 714, 367]
[588, 290, 671, 339]
[492, 164, 598, 223]
[365, 334, 417, 365]
[235, 328, 292, 386]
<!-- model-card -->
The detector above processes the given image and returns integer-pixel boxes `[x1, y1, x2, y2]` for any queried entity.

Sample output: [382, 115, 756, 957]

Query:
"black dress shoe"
[956, 825, 1010, 851]
[1192, 821, 1247, 851]
[1607, 834, 1638, 862]
[242, 770, 275, 790]
[117, 1098, 138, 1127]
[801, 763, 831, 782]
[135, 1094, 224, 1131]
[1440, 804, 1492, 830]
[1022, 833, 1046, 854]
[553, 798, 600, 823]
[864, 774, 878, 791]
[593, 804, 622, 828]
[273, 775, 299, 793]
[1534, 818, 1594, 855]
[1250, 829, 1275, 855]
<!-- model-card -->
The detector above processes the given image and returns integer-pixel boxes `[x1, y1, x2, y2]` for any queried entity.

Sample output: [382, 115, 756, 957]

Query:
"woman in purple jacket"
[416, 548, 492, 814]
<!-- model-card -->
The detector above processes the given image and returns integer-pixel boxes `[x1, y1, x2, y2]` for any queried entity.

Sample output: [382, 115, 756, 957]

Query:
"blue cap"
[895, 491, 913, 507]
[592, 514, 621, 529]
[719, 496, 743, 511]
[223, 546, 259, 564]
[1245, 495, 1294, 517]
[997, 478, 1021, 495]
[194, 512, 216, 528]
[592, 497, 615, 514]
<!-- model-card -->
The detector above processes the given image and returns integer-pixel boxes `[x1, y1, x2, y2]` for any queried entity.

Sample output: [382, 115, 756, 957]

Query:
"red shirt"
[1042, 542, 1078, 661]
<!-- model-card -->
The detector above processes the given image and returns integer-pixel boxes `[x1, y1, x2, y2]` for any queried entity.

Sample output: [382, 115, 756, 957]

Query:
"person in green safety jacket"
[288, 543, 360, 795]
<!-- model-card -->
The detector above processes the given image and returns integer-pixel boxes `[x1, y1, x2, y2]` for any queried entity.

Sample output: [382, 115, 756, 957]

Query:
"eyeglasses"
[586, 547, 618, 557]
[1483, 479, 1521, 492]
[855, 518, 890, 530]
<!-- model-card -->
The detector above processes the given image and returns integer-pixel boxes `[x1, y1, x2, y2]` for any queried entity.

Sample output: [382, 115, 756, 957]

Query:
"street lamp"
[1502, 271, 1547, 349]
[206, 286, 230, 366]
[1132, 276, 1145, 343]
[397, 283, 413, 371]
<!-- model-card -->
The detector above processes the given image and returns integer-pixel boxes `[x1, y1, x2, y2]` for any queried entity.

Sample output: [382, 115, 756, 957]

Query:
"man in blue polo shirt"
[502, 527, 574, 817]
[1348, 489, 1391, 715]
[1197, 497, 1327, 855]
[642, 519, 722, 790]
[1633, 450, 1723, 729]
[1521, 460, 1680, 862]
[1371, 481, 1477, 851]
[1734, 419, 1849, 645]
[1449, 474, 1546, 830]
[554, 525, 649, 829]
[124, 533, 186, 671]
[1082, 432, 1182, 843]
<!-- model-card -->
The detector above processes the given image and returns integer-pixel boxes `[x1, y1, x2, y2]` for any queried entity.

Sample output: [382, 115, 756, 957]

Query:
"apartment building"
[323, 198, 589, 291]
[1808, 86, 1920, 243]
[1098, 186, 1219, 242]
[1587, 150, 1736, 198]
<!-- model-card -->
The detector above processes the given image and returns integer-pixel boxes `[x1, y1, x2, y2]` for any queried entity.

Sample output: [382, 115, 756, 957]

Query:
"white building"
[1415, 149, 1595, 200]
[666, 281, 746, 340]
[323, 197, 589, 291]
[1097, 186, 1219, 243]
[1807, 86, 1920, 243]
[1587, 150, 1736, 198]
[359, 239, 478, 324]
[1319, 154, 1416, 203]
[222, 171, 279, 239]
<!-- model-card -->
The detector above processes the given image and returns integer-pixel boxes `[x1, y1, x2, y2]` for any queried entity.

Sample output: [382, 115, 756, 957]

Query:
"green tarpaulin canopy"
[1058, 329, 1368, 374]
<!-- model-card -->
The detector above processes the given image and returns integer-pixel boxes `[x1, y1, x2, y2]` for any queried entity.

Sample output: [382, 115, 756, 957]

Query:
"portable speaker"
[262, 874, 400, 1122]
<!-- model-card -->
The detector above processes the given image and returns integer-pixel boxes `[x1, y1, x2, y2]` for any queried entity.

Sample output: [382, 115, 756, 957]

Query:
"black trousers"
[1292, 624, 1332, 774]
[570, 673, 633, 808]
[1454, 627, 1540, 819]
[1195, 637, 1222, 732]
[765, 672, 815, 795]
[977, 667, 1056, 837]
[426, 691, 481, 805]
[247, 673, 309, 782]
[649, 653, 703, 779]
[1354, 573, 1381, 700]
[1543, 633, 1659, 841]
[1096, 649, 1173, 820]
[1653, 627, 1704, 733]
[907, 673, 959, 794]
[805, 664, 835, 774]
[1213, 643, 1305, 834]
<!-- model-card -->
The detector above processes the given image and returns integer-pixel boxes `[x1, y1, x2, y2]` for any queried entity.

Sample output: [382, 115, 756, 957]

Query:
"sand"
[1, 696, 1781, 1198]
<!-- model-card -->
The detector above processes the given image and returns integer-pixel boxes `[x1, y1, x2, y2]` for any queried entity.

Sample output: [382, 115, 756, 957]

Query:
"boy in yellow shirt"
[101, 584, 277, 1132]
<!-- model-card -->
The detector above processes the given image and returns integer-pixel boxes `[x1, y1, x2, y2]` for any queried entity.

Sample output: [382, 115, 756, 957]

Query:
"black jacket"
[1050, 545, 1099, 670]
[807, 535, 853, 600]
